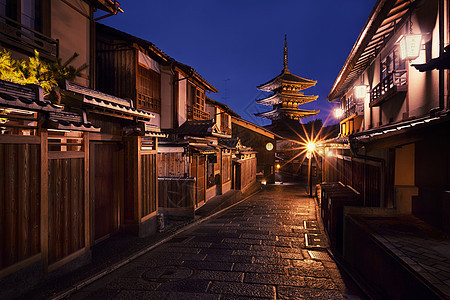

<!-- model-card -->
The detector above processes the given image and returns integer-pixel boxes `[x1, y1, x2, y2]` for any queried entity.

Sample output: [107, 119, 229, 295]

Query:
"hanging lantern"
[399, 34, 422, 60]
[354, 85, 368, 100]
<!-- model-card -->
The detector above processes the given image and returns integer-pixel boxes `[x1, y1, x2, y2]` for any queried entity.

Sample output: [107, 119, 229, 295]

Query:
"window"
[192, 86, 205, 111]
[381, 47, 406, 80]
[0, 0, 42, 32]
[137, 65, 161, 113]
[187, 83, 209, 120]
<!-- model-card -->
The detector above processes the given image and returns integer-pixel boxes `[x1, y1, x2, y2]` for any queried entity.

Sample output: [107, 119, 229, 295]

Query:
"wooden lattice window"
[137, 65, 161, 113]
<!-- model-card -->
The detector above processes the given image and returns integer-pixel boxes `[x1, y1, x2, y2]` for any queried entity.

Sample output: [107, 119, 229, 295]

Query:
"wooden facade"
[0, 129, 91, 277]
[232, 117, 276, 183]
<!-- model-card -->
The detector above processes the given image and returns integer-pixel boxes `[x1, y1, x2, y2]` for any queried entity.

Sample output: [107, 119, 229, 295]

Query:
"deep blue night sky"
[98, 1, 377, 126]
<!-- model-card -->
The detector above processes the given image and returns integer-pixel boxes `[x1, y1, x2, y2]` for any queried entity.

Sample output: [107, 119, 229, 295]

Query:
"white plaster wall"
[178, 74, 187, 126]
[160, 66, 173, 129]
[408, 14, 440, 117]
[51, 0, 90, 87]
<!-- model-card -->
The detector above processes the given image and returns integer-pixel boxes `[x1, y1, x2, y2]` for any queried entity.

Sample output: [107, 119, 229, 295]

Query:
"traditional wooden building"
[324, 0, 450, 297]
[231, 116, 276, 184]
[0, 0, 124, 294]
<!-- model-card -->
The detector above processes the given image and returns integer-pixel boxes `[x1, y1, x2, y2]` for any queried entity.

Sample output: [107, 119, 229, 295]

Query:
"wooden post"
[137, 136, 142, 221]
[154, 137, 158, 210]
[40, 130, 48, 272]
[83, 133, 90, 250]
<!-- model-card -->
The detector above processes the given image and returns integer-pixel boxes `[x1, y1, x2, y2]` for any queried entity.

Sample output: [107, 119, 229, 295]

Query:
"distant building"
[255, 35, 319, 125]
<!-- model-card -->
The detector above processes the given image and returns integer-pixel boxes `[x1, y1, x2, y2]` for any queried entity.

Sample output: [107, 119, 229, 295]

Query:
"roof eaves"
[327, 0, 396, 101]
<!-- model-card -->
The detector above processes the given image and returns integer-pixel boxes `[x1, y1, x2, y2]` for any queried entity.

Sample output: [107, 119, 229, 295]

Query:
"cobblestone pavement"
[70, 184, 365, 299]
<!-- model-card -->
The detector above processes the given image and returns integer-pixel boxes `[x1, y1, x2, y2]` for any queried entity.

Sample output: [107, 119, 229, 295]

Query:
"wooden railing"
[0, 14, 58, 60]
[343, 103, 363, 119]
[370, 71, 407, 105]
[187, 105, 210, 120]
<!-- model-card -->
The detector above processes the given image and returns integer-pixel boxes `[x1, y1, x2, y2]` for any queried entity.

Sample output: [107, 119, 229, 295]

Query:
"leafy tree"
[0, 49, 87, 104]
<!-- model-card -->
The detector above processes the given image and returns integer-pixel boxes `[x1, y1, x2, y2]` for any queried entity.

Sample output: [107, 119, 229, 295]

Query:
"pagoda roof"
[256, 92, 318, 106]
[255, 107, 319, 120]
[257, 69, 317, 92]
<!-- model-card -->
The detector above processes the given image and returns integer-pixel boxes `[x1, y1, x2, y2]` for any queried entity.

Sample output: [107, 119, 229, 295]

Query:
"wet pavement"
[69, 184, 365, 299]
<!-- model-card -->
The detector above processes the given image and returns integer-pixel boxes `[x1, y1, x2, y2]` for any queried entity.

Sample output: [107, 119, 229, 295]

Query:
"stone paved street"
[70, 184, 365, 299]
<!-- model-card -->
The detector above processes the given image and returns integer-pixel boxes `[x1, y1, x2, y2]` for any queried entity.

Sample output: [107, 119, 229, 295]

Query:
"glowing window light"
[354, 85, 368, 100]
[399, 34, 422, 60]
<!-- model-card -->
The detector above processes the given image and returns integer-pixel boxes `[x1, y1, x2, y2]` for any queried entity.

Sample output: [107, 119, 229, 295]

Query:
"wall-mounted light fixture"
[354, 85, 368, 100]
[334, 108, 344, 119]
[399, 34, 422, 60]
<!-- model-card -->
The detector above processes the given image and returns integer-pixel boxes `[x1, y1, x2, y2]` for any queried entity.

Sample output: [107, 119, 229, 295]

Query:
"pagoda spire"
[255, 35, 319, 123]
[284, 34, 288, 71]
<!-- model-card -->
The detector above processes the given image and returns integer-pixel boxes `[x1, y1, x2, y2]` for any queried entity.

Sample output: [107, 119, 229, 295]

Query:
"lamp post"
[306, 142, 316, 197]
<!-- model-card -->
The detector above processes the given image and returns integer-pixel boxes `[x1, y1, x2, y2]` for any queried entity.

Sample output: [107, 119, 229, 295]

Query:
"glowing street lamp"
[306, 141, 316, 197]
[334, 108, 344, 119]
[306, 142, 316, 153]
[399, 34, 422, 61]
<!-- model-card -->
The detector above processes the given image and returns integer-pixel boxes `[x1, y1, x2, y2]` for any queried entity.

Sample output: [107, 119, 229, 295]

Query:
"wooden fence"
[323, 153, 382, 207]
[0, 131, 90, 277]
[0, 138, 41, 273]
[239, 155, 257, 192]
[158, 178, 195, 209]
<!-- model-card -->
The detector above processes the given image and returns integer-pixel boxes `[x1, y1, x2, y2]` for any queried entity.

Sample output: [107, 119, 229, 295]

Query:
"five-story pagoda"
[255, 35, 319, 124]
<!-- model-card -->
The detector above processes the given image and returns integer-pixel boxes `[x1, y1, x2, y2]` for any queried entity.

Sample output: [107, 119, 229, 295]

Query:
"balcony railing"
[370, 70, 407, 107]
[0, 14, 58, 60]
[343, 103, 364, 120]
[187, 105, 210, 120]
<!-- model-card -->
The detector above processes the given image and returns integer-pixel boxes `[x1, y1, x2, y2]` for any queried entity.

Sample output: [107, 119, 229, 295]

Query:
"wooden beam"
[40, 131, 49, 273]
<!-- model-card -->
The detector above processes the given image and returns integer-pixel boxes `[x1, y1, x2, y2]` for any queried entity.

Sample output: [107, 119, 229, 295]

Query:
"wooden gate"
[191, 155, 205, 207]
[90, 142, 121, 243]
[45, 131, 89, 271]
[0, 136, 41, 276]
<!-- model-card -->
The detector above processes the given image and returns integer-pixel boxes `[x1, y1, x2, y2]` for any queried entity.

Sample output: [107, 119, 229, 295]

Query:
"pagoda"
[255, 35, 319, 123]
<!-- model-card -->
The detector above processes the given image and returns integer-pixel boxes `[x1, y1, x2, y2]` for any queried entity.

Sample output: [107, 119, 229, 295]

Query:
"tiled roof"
[218, 138, 240, 149]
[0, 80, 100, 132]
[175, 120, 216, 137]
[0, 80, 60, 112]
[65, 81, 156, 120]
[257, 69, 317, 92]
[46, 111, 100, 132]
[256, 92, 318, 106]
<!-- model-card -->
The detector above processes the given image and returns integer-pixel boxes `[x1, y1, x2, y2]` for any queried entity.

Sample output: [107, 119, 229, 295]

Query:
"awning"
[412, 46, 450, 72]
[189, 143, 218, 154]
[65, 81, 156, 121]
[0, 80, 60, 112]
[350, 110, 450, 149]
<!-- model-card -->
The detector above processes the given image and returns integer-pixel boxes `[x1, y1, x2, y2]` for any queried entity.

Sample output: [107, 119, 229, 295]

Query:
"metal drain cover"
[308, 250, 332, 261]
[304, 220, 320, 230]
[304, 233, 326, 248]
[142, 266, 193, 282]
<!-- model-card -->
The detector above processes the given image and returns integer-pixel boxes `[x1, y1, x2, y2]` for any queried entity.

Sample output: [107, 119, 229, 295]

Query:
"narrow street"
[69, 184, 364, 299]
